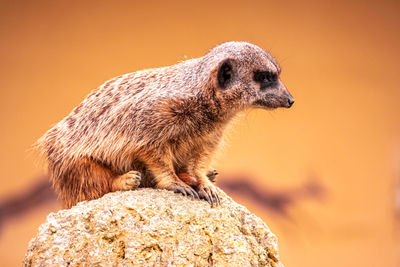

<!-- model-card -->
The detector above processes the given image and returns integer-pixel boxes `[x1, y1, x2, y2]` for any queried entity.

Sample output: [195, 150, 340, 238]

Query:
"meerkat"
[36, 41, 294, 209]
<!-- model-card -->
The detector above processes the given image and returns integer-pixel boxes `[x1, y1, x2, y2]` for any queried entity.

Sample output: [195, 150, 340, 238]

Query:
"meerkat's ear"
[217, 59, 234, 89]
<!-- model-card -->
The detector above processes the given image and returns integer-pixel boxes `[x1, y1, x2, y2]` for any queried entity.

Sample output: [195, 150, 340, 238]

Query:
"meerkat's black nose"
[288, 98, 294, 108]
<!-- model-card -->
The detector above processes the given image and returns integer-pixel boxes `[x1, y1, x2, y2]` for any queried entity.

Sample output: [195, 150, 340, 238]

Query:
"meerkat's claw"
[198, 187, 211, 204]
[206, 170, 218, 183]
[169, 182, 199, 199]
[212, 189, 220, 206]
[112, 171, 141, 191]
[190, 188, 200, 199]
[189, 188, 200, 199]
[125, 170, 142, 185]
[197, 183, 219, 207]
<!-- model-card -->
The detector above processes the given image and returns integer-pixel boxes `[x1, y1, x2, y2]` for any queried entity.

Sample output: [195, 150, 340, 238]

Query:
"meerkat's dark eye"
[218, 60, 233, 89]
[254, 71, 278, 88]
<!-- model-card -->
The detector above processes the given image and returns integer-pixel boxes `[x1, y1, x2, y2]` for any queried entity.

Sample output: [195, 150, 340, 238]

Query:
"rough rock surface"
[24, 188, 283, 266]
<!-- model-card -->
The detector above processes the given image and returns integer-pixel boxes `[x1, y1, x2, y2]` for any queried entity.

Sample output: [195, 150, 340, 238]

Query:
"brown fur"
[36, 41, 294, 208]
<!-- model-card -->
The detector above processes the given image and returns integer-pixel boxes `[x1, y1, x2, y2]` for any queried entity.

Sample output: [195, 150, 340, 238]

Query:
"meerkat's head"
[204, 41, 294, 111]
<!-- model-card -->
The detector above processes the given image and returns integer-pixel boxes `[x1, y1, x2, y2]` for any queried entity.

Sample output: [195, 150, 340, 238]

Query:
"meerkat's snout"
[287, 97, 294, 108]
[274, 79, 294, 108]
[252, 77, 295, 109]
[281, 83, 295, 108]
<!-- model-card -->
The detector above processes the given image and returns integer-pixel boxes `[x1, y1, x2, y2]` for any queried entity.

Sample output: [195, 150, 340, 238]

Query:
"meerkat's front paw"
[197, 181, 220, 207]
[206, 169, 218, 183]
[111, 171, 141, 192]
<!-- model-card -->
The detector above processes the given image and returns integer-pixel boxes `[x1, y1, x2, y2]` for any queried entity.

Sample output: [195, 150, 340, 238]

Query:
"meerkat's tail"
[30, 124, 58, 169]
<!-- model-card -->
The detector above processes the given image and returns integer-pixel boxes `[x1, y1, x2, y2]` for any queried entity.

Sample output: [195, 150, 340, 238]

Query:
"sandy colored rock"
[23, 188, 283, 266]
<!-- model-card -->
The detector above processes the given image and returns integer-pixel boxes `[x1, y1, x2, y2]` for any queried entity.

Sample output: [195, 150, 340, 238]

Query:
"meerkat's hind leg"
[176, 172, 220, 206]
[111, 170, 142, 192]
[143, 153, 200, 199]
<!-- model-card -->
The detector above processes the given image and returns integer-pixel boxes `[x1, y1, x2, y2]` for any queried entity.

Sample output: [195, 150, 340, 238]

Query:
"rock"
[23, 188, 283, 266]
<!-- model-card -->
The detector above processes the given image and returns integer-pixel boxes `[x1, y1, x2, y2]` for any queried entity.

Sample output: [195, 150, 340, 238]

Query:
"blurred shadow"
[219, 176, 325, 217]
[0, 177, 57, 231]
[0, 174, 324, 232]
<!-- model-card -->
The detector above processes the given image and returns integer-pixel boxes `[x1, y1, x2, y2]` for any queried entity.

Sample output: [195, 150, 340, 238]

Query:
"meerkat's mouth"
[253, 99, 271, 109]
[253, 95, 294, 109]
[252, 98, 282, 109]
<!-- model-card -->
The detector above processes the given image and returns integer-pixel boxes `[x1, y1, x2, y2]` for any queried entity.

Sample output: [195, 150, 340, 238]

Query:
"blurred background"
[0, 0, 399, 266]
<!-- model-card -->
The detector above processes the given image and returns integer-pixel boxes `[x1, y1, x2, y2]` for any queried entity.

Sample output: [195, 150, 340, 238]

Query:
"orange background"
[1, 0, 399, 266]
